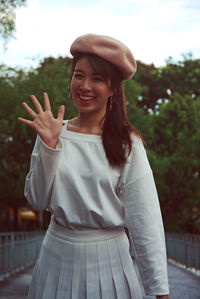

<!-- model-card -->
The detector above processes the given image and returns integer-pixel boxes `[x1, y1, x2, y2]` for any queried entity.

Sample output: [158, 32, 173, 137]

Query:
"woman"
[18, 34, 170, 299]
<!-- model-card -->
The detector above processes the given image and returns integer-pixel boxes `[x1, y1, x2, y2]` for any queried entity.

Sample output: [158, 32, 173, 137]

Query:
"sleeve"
[120, 136, 169, 296]
[24, 135, 63, 211]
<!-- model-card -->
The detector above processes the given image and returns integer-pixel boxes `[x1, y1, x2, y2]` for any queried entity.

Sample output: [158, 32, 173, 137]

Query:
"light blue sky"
[1, 0, 200, 69]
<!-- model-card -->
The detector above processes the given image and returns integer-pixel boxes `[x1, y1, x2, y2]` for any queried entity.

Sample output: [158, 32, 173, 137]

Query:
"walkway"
[0, 267, 32, 299]
[0, 261, 199, 298]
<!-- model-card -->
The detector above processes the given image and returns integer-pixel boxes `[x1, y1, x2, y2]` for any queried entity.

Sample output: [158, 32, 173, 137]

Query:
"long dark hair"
[70, 53, 142, 167]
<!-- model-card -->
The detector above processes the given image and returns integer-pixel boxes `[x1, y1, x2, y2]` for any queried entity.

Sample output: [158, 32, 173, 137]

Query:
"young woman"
[18, 34, 170, 299]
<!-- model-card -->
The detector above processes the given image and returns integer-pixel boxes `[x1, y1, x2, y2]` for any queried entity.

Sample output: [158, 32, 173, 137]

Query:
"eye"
[74, 73, 83, 79]
[93, 75, 104, 82]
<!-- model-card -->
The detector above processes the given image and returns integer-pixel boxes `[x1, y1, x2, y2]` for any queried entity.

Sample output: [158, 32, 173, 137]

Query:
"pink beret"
[70, 34, 137, 81]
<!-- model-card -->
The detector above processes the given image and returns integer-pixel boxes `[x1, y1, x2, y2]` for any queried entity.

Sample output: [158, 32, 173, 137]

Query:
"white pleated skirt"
[28, 219, 142, 299]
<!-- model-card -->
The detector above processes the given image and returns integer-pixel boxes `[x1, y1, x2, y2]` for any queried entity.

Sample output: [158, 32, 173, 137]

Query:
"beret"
[70, 33, 137, 80]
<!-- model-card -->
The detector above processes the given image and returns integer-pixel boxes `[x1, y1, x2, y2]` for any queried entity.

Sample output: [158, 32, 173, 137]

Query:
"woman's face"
[70, 57, 113, 116]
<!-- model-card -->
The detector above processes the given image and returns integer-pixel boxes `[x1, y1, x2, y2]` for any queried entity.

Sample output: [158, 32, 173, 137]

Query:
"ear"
[108, 86, 113, 97]
[107, 80, 113, 97]
[109, 90, 113, 97]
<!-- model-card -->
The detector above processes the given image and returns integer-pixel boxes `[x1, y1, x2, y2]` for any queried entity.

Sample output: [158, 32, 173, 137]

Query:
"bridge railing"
[1, 231, 199, 281]
[0, 231, 44, 281]
[166, 233, 200, 272]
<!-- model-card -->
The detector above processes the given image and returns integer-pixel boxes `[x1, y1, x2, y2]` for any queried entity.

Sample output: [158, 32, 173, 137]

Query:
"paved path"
[0, 261, 199, 298]
[0, 267, 32, 299]
[166, 262, 200, 299]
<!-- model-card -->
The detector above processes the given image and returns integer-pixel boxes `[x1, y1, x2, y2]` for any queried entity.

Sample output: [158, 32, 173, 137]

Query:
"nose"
[80, 78, 92, 91]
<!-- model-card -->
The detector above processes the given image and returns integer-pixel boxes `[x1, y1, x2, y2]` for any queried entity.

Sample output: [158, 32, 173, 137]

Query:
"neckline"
[61, 120, 102, 142]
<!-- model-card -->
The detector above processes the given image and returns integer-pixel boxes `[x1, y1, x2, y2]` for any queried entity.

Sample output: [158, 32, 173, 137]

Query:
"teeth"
[80, 95, 94, 100]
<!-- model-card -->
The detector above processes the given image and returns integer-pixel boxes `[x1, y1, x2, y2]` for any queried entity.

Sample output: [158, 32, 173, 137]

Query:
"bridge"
[0, 231, 200, 298]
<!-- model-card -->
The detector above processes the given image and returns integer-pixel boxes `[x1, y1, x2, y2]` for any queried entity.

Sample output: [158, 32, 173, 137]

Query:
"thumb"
[57, 105, 65, 121]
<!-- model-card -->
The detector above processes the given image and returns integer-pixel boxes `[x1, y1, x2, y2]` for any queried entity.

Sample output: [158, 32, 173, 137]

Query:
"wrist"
[42, 137, 59, 149]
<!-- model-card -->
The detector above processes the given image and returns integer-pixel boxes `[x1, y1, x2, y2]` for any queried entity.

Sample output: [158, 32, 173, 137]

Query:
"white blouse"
[25, 120, 169, 296]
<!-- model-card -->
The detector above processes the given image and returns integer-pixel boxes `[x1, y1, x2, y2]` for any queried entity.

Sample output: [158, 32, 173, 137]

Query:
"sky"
[1, 0, 200, 69]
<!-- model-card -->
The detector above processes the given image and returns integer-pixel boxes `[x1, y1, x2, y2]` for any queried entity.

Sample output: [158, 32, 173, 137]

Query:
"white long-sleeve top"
[25, 120, 169, 296]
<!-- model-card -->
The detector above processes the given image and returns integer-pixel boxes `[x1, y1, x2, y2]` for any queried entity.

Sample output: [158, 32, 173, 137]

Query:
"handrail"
[166, 232, 200, 242]
[0, 231, 44, 281]
[166, 233, 200, 271]
[1, 231, 199, 281]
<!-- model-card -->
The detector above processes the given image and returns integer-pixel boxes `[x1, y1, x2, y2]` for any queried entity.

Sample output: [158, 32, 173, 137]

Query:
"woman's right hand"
[18, 92, 65, 149]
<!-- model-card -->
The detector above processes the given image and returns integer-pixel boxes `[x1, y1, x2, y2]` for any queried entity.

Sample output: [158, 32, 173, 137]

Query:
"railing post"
[0, 230, 44, 281]
[166, 232, 200, 273]
[185, 237, 188, 268]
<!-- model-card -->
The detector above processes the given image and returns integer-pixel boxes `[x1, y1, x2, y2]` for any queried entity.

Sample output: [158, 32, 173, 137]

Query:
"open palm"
[18, 92, 65, 149]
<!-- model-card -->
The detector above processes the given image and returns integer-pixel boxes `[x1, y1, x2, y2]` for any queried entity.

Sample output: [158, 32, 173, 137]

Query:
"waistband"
[47, 218, 125, 243]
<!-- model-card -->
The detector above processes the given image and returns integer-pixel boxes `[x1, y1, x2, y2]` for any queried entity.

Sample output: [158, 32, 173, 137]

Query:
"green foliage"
[0, 0, 26, 46]
[149, 93, 200, 233]
[125, 57, 200, 233]
[0, 56, 74, 230]
[133, 61, 169, 113]
[0, 54, 199, 233]
[124, 79, 153, 142]
[135, 57, 200, 113]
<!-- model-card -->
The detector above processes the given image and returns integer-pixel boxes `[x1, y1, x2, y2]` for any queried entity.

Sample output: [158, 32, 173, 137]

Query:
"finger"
[31, 95, 43, 113]
[57, 105, 65, 121]
[17, 117, 34, 127]
[22, 102, 37, 119]
[43, 92, 51, 111]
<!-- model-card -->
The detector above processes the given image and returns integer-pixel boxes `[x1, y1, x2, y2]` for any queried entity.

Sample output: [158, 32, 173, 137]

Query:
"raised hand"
[18, 92, 65, 149]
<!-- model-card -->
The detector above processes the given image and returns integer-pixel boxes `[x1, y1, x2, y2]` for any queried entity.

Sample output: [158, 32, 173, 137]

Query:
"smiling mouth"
[79, 95, 95, 104]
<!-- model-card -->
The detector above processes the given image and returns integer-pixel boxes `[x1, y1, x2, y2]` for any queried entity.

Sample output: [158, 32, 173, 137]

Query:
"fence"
[0, 231, 44, 281]
[166, 233, 200, 272]
[0, 231, 199, 281]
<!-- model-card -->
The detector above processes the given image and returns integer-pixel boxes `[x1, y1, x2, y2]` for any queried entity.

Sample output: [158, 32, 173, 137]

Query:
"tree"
[1, 55, 200, 233]
[149, 92, 200, 233]
[135, 56, 200, 114]
[0, 0, 26, 46]
[163, 53, 200, 99]
[0, 56, 74, 231]
[134, 61, 169, 113]
[124, 78, 153, 142]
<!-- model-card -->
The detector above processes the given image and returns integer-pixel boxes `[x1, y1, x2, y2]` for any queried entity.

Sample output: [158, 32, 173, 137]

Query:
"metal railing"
[0, 231, 44, 281]
[166, 233, 200, 271]
[0, 231, 199, 281]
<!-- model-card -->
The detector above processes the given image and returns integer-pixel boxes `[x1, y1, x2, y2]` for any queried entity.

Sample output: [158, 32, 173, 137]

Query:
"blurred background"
[0, 0, 200, 234]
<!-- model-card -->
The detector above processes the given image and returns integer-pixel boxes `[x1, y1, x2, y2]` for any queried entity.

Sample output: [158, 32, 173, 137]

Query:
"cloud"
[0, 0, 199, 68]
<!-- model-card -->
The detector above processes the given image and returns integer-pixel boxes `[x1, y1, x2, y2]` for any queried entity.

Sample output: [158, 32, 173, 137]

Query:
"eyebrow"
[74, 69, 103, 77]
[74, 69, 84, 73]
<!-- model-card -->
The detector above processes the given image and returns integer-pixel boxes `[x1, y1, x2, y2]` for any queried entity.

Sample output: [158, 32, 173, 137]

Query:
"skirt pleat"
[28, 219, 142, 299]
[116, 237, 142, 298]
[56, 239, 74, 299]
[55, 243, 69, 299]
[85, 243, 101, 299]
[107, 238, 131, 299]
[41, 241, 61, 299]
[37, 233, 63, 299]
[97, 240, 115, 299]
[28, 235, 54, 298]
[71, 242, 86, 299]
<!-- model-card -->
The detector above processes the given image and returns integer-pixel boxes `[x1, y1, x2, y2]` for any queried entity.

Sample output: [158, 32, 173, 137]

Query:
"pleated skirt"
[28, 219, 142, 299]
